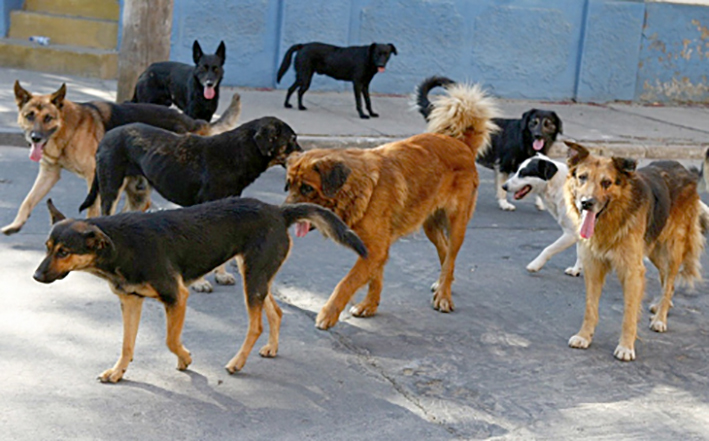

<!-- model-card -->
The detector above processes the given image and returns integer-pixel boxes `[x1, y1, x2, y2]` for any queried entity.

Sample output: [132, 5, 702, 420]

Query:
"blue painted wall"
[0, 0, 22, 38]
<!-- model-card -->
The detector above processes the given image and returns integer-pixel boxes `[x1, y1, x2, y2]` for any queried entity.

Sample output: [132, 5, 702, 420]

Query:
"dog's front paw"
[568, 334, 591, 349]
[432, 290, 454, 313]
[225, 353, 247, 374]
[535, 197, 546, 211]
[350, 301, 378, 317]
[214, 271, 236, 286]
[98, 367, 125, 383]
[613, 345, 635, 361]
[315, 306, 341, 330]
[176, 349, 192, 371]
[526, 258, 545, 273]
[649, 317, 667, 333]
[298, 105, 307, 111]
[190, 279, 213, 293]
[359, 114, 370, 119]
[649, 299, 673, 314]
[284, 103, 293, 109]
[1, 222, 22, 235]
[369, 112, 379, 118]
[259, 344, 278, 358]
[564, 266, 582, 277]
[498, 200, 516, 211]
[430, 280, 440, 292]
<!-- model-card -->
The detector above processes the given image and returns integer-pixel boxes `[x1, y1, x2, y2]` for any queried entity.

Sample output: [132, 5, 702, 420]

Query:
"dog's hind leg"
[164, 280, 193, 371]
[213, 262, 237, 286]
[424, 210, 451, 292]
[648, 245, 679, 333]
[569, 253, 610, 351]
[259, 291, 282, 358]
[284, 80, 298, 109]
[432, 204, 472, 313]
[2, 163, 60, 235]
[99, 292, 144, 383]
[296, 71, 313, 111]
[495, 168, 515, 211]
[350, 264, 385, 318]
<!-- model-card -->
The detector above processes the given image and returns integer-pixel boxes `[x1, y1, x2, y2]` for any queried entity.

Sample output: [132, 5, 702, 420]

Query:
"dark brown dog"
[285, 82, 498, 329]
[33, 198, 366, 382]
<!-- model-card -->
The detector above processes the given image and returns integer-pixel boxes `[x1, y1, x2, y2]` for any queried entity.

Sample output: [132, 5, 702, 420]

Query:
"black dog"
[35, 198, 367, 382]
[277, 42, 397, 119]
[417, 76, 563, 211]
[131, 40, 226, 122]
[81, 116, 301, 214]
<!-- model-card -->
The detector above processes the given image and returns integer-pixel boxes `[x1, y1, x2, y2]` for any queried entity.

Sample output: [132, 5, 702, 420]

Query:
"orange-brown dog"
[285, 82, 498, 329]
[564, 141, 708, 361]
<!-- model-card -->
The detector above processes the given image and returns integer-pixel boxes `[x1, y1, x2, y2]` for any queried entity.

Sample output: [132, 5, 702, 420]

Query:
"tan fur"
[286, 83, 496, 329]
[563, 141, 705, 361]
[2, 82, 241, 235]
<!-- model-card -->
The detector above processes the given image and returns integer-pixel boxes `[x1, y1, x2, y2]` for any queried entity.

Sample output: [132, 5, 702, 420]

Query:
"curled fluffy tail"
[277, 44, 303, 83]
[415, 77, 499, 158]
[415, 76, 456, 120]
[281, 203, 368, 258]
[80, 171, 100, 213]
[206, 92, 242, 135]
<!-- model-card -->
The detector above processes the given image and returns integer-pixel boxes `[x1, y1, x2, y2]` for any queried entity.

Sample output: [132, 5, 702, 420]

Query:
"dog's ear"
[47, 199, 66, 224]
[612, 157, 636, 175]
[83, 227, 114, 255]
[50, 83, 66, 109]
[565, 141, 590, 168]
[253, 124, 278, 156]
[388, 43, 397, 55]
[552, 112, 563, 134]
[521, 109, 535, 127]
[315, 160, 351, 198]
[539, 159, 559, 181]
[193, 40, 204, 64]
[14, 80, 32, 108]
[216, 41, 226, 64]
[368, 43, 377, 58]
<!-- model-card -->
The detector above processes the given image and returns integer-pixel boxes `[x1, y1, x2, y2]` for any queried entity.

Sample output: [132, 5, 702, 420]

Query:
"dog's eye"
[529, 118, 539, 127]
[44, 115, 53, 124]
[55, 248, 69, 258]
[578, 174, 588, 183]
[26, 112, 35, 121]
[300, 183, 314, 196]
[601, 179, 612, 189]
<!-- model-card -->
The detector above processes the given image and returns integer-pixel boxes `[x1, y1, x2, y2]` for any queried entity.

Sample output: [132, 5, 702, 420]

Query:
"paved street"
[1, 144, 708, 440]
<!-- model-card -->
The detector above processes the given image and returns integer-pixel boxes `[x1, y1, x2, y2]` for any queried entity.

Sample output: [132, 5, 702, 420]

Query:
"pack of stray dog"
[3, 35, 707, 386]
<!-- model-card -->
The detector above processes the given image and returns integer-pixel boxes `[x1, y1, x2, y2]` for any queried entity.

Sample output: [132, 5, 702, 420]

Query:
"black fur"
[416, 76, 563, 175]
[131, 40, 226, 122]
[83, 101, 215, 134]
[80, 117, 301, 214]
[276, 42, 397, 119]
[517, 157, 559, 181]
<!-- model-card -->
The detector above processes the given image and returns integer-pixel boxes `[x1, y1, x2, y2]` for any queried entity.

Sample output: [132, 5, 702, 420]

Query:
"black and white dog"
[131, 40, 226, 122]
[417, 76, 563, 211]
[502, 154, 582, 276]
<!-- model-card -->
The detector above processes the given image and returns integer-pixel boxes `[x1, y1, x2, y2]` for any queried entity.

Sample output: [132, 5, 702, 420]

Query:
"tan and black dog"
[285, 82, 497, 329]
[564, 141, 708, 361]
[2, 81, 241, 235]
[33, 198, 366, 383]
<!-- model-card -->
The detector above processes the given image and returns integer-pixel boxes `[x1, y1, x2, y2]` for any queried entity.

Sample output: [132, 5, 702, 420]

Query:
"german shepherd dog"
[285, 82, 497, 329]
[34, 198, 367, 383]
[277, 42, 397, 119]
[417, 76, 563, 211]
[79, 116, 302, 293]
[3, 82, 241, 236]
[564, 141, 708, 361]
[131, 40, 226, 122]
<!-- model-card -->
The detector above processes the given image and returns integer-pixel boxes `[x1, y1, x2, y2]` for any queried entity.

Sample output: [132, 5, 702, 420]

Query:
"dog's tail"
[206, 92, 242, 135]
[280, 203, 368, 258]
[80, 171, 100, 213]
[419, 78, 499, 158]
[276, 44, 303, 83]
[414, 76, 457, 121]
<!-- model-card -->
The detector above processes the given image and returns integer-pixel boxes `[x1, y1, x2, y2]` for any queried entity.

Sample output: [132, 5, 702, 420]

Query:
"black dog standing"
[131, 40, 226, 122]
[277, 42, 397, 119]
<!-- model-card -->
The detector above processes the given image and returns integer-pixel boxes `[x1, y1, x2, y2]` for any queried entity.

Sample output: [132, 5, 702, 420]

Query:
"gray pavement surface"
[0, 67, 708, 158]
[1, 142, 709, 440]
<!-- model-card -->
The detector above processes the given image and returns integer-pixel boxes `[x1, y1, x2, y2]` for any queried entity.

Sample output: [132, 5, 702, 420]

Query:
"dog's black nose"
[502, 183, 508, 191]
[30, 133, 42, 143]
[581, 198, 595, 211]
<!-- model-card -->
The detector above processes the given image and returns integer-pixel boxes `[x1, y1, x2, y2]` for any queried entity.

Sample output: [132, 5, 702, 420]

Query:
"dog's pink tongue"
[579, 210, 596, 239]
[204, 86, 216, 100]
[295, 221, 310, 238]
[29, 142, 44, 162]
[533, 139, 545, 151]
[377, 67, 385, 73]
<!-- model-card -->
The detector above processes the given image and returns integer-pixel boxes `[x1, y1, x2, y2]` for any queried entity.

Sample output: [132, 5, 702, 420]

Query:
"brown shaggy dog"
[564, 141, 708, 361]
[285, 83, 498, 329]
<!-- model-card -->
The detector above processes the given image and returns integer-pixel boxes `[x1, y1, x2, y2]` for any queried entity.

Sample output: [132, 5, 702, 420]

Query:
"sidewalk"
[1, 67, 708, 158]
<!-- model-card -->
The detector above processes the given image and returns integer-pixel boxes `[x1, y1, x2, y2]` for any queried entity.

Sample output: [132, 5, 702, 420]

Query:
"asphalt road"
[1, 145, 708, 440]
